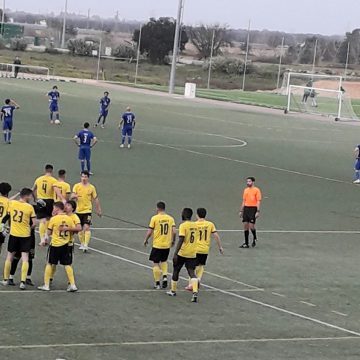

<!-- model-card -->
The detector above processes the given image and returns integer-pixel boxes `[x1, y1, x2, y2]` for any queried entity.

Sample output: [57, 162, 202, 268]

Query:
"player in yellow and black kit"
[1, 188, 36, 290]
[144, 202, 176, 289]
[0, 182, 12, 253]
[167, 208, 199, 303]
[53, 169, 71, 203]
[38, 202, 78, 292]
[33, 164, 57, 244]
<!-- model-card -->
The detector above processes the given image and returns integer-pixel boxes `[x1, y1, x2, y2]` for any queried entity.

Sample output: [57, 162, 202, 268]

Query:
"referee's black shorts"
[242, 206, 258, 224]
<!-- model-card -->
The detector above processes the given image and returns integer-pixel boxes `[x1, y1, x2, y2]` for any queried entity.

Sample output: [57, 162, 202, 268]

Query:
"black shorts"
[149, 248, 170, 263]
[76, 213, 92, 227]
[47, 244, 73, 266]
[174, 255, 197, 273]
[0, 233, 5, 245]
[36, 199, 54, 219]
[196, 253, 208, 266]
[15, 229, 35, 259]
[242, 206, 257, 224]
[8, 235, 31, 253]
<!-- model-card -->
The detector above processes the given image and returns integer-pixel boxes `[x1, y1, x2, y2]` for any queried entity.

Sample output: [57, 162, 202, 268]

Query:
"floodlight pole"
[276, 37, 285, 89]
[207, 28, 216, 90]
[242, 19, 251, 92]
[344, 41, 350, 80]
[311, 38, 318, 75]
[134, 24, 142, 85]
[96, 36, 102, 81]
[61, 0, 68, 48]
[169, 0, 184, 95]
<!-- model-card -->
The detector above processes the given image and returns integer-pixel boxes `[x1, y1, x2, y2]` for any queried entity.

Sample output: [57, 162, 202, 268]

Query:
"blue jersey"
[77, 130, 94, 148]
[1, 105, 16, 121]
[48, 90, 60, 104]
[100, 96, 111, 109]
[122, 112, 135, 127]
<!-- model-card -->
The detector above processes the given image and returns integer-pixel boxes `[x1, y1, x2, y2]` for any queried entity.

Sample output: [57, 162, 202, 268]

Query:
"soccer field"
[1, 78, 360, 360]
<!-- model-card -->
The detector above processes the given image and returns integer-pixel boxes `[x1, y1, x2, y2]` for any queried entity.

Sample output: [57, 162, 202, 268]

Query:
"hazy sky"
[6, 0, 359, 35]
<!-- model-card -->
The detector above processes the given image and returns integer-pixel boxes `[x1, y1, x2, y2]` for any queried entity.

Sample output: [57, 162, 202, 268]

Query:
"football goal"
[0, 63, 50, 80]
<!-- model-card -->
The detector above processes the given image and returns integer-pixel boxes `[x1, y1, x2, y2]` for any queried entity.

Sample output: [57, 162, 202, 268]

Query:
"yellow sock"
[78, 231, 84, 245]
[21, 261, 29, 283]
[160, 262, 168, 277]
[196, 265, 205, 281]
[84, 231, 91, 246]
[191, 278, 199, 293]
[65, 265, 75, 286]
[152, 266, 161, 282]
[50, 264, 57, 279]
[44, 264, 52, 287]
[39, 222, 46, 240]
[171, 280, 177, 292]
[4, 259, 11, 280]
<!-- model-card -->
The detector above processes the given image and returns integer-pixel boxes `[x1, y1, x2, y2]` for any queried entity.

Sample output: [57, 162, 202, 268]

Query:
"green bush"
[67, 38, 97, 57]
[10, 38, 27, 51]
[203, 57, 253, 75]
[113, 44, 136, 59]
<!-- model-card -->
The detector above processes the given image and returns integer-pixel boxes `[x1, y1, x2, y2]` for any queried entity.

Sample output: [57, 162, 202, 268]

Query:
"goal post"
[0, 63, 50, 80]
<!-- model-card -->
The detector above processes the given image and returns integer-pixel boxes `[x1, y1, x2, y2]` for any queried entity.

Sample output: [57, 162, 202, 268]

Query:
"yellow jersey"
[34, 175, 57, 200]
[72, 183, 97, 214]
[0, 196, 10, 222]
[53, 181, 71, 202]
[8, 200, 36, 237]
[149, 213, 175, 249]
[178, 221, 197, 258]
[68, 213, 81, 245]
[48, 213, 75, 247]
[195, 220, 217, 255]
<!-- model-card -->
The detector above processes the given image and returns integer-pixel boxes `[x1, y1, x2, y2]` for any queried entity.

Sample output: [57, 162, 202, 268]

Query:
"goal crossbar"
[0, 63, 50, 79]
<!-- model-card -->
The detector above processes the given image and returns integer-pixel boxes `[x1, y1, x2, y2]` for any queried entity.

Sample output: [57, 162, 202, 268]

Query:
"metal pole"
[96, 37, 102, 81]
[242, 19, 251, 91]
[276, 36, 285, 89]
[1, 0, 5, 36]
[134, 24, 142, 85]
[207, 28, 216, 89]
[344, 41, 350, 80]
[177, 0, 185, 62]
[87, 8, 90, 29]
[169, 0, 184, 94]
[61, 0, 68, 48]
[311, 38, 318, 75]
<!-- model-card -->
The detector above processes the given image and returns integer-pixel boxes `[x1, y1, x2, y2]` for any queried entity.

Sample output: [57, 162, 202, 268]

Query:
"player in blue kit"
[1, 99, 20, 144]
[353, 144, 360, 184]
[94, 91, 111, 129]
[73, 122, 98, 175]
[47, 86, 60, 124]
[119, 107, 136, 149]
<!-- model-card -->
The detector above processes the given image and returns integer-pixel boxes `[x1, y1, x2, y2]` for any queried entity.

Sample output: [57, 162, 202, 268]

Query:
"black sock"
[251, 229, 257, 240]
[10, 258, 20, 276]
[244, 230, 249, 245]
[28, 259, 33, 276]
[97, 116, 102, 124]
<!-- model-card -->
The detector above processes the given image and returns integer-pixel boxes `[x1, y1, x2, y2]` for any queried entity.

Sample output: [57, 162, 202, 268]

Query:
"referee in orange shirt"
[239, 177, 262, 248]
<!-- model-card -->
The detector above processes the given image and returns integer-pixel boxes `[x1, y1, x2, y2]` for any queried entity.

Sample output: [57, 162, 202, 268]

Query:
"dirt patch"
[315, 80, 360, 99]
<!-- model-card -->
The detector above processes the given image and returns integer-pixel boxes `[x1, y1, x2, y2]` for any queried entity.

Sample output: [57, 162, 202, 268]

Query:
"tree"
[298, 36, 318, 64]
[133, 17, 188, 65]
[67, 39, 97, 56]
[0, 9, 9, 23]
[322, 41, 338, 62]
[337, 29, 360, 64]
[188, 25, 231, 59]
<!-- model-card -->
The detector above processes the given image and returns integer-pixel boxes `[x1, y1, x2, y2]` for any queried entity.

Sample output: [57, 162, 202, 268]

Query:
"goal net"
[285, 85, 358, 121]
[0, 63, 50, 81]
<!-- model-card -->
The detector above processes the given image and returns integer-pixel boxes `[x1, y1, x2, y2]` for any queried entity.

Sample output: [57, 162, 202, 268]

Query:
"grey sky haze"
[6, 0, 359, 36]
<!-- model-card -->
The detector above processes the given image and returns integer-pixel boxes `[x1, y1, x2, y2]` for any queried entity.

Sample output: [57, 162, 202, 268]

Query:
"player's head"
[53, 85, 58, 90]
[156, 201, 166, 212]
[126, 106, 131, 112]
[196, 208, 207, 219]
[45, 164, 54, 174]
[104, 91, 109, 96]
[181, 208, 193, 221]
[5, 99, 11, 105]
[81, 171, 90, 183]
[58, 169, 66, 179]
[84, 122, 90, 129]
[52, 201, 65, 215]
[0, 182, 12, 197]
[19, 188, 33, 202]
[65, 200, 77, 214]
[246, 177, 255, 187]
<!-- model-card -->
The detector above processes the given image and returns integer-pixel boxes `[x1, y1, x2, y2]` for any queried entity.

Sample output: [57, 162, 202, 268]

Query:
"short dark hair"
[20, 188, 33, 197]
[45, 164, 54, 172]
[247, 177, 255, 182]
[0, 182, 12, 196]
[181, 208, 193, 221]
[197, 208, 207, 219]
[53, 85, 58, 89]
[84, 122, 90, 129]
[53, 201, 64, 211]
[81, 170, 90, 177]
[5, 99, 10, 104]
[67, 200, 77, 212]
[104, 91, 109, 95]
[58, 169, 66, 177]
[157, 201, 166, 210]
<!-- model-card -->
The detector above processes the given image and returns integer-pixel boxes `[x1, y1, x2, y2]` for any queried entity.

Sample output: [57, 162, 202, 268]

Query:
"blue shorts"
[3, 119, 12, 131]
[355, 160, 360, 171]
[122, 126, 133, 137]
[79, 147, 91, 161]
[50, 103, 59, 112]
[100, 109, 108, 117]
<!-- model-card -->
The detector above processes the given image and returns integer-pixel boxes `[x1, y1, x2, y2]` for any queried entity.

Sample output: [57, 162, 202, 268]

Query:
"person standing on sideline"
[119, 107, 136, 149]
[239, 177, 262, 248]
[73, 122, 97, 175]
[13, 56, 21, 78]
[353, 145, 360, 184]
[94, 91, 111, 129]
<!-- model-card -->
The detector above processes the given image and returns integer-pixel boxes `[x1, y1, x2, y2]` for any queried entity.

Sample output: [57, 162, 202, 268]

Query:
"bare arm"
[53, 186, 66, 203]
[119, 119, 124, 128]
[354, 148, 359, 159]
[91, 137, 98, 148]
[173, 236, 185, 261]
[144, 228, 153, 246]
[94, 197, 102, 217]
[73, 135, 80, 147]
[171, 226, 176, 247]
[10, 99, 20, 108]
[32, 184, 37, 201]
[213, 232, 224, 254]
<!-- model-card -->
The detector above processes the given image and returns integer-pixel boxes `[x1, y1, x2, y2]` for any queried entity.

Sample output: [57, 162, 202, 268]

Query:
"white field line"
[331, 311, 348, 317]
[0, 336, 358, 350]
[272, 292, 286, 298]
[300, 301, 317, 307]
[86, 244, 360, 337]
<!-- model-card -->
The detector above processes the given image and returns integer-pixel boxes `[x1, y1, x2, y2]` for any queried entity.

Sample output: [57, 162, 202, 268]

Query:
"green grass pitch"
[1, 78, 360, 359]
